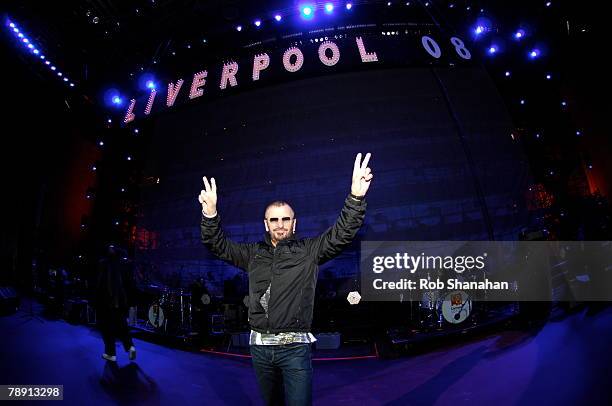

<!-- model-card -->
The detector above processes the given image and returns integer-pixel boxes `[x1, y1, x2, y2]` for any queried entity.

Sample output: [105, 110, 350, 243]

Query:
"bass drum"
[148, 301, 166, 329]
[438, 290, 472, 324]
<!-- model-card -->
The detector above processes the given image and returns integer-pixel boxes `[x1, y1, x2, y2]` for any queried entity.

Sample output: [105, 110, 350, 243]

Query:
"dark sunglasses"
[267, 217, 293, 224]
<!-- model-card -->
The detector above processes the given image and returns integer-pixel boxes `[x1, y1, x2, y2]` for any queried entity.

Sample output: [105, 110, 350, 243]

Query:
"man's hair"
[264, 200, 294, 219]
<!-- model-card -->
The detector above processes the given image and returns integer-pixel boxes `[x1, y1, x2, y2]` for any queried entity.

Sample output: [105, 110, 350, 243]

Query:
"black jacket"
[200, 194, 366, 333]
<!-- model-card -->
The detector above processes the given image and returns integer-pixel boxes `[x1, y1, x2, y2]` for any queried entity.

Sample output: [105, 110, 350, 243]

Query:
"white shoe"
[128, 346, 136, 361]
[102, 353, 117, 362]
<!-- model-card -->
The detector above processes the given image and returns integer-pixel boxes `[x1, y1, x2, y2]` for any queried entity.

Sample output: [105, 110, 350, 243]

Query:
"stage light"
[236, 25, 242, 32]
[514, 29, 526, 40]
[146, 80, 156, 89]
[275, 14, 282, 21]
[588, 164, 593, 169]
[57, 72, 62, 76]
[488, 45, 498, 54]
[63, 78, 68, 82]
[22, 38, 29, 43]
[387, 2, 392, 6]
[561, 101, 567, 107]
[17, 33, 23, 38]
[27, 43, 33, 49]
[505, 71, 511, 77]
[546, 74, 552, 79]
[107, 118, 112, 123]
[98, 141, 104, 146]
[33, 49, 39, 54]
[300, 4, 315, 19]
[475, 25, 485, 35]
[126, 155, 132, 161]
[40, 55, 45, 59]
[92, 165, 97, 171]
[134, 128, 139, 134]
[576, 130, 582, 136]
[529, 49, 540, 59]
[9, 23, 15, 28]
[70, 83, 75, 87]
[45, 61, 50, 65]
[112, 95, 122, 105]
[520, 99, 526, 105]
[254, 20, 261, 27]
[346, 3, 353, 10]
[50, 66, 56, 71]
[546, 2, 552, 7]
[13, 27, 19, 33]
[325, 3, 334, 13]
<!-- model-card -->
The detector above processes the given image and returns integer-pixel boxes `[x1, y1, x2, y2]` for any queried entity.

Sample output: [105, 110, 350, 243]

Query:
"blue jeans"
[250, 343, 313, 406]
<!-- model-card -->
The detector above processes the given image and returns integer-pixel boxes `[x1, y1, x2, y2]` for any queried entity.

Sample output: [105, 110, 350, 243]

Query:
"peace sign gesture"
[198, 176, 218, 216]
[351, 153, 373, 197]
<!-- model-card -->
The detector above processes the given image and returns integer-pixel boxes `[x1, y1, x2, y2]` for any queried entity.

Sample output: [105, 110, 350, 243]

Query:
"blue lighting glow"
[325, 3, 334, 13]
[9, 23, 15, 28]
[346, 3, 353, 10]
[300, 4, 315, 19]
[112, 96, 122, 105]
[17, 33, 23, 38]
[488, 45, 498, 54]
[529, 49, 541, 59]
[146, 80, 156, 89]
[254, 20, 261, 27]
[275, 14, 282, 21]
[514, 29, 526, 40]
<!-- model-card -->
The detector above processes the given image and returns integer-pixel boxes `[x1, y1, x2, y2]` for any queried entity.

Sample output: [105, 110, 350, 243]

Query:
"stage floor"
[1, 302, 611, 405]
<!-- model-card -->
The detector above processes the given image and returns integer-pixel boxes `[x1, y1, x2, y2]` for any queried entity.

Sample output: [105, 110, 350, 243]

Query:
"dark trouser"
[97, 306, 133, 356]
[250, 343, 313, 406]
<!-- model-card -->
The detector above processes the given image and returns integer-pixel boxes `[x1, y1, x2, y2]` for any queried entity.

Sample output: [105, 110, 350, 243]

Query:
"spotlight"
[33, 49, 39, 54]
[63, 78, 68, 82]
[17, 33, 23, 38]
[27, 43, 33, 49]
[546, 74, 552, 79]
[40, 55, 45, 59]
[488, 45, 498, 54]
[9, 23, 15, 28]
[98, 141, 104, 146]
[275, 14, 282, 21]
[475, 25, 485, 35]
[126, 156, 132, 161]
[546, 2, 552, 7]
[520, 99, 526, 105]
[57, 72, 62, 76]
[254, 20, 261, 27]
[505, 71, 511, 77]
[514, 29, 526, 40]
[325, 3, 334, 13]
[146, 80, 156, 89]
[529, 49, 540, 59]
[50, 66, 56, 71]
[236, 25, 242, 32]
[300, 5, 314, 18]
[112, 95, 122, 105]
[346, 3, 353, 10]
[70, 83, 75, 87]
[45, 61, 50, 65]
[22, 38, 29, 43]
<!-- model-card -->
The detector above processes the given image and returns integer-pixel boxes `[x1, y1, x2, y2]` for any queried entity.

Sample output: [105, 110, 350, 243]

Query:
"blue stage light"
[17, 33, 23, 38]
[27, 43, 33, 49]
[9, 23, 15, 28]
[112, 96, 122, 105]
[254, 20, 261, 27]
[236, 25, 242, 31]
[529, 49, 540, 59]
[13, 27, 19, 33]
[325, 3, 334, 13]
[146, 80, 156, 90]
[300, 5, 314, 19]
[514, 29, 526, 40]
[488, 45, 498, 54]
[22, 38, 29, 43]
[275, 14, 282, 21]
[346, 3, 353, 10]
[475, 25, 485, 35]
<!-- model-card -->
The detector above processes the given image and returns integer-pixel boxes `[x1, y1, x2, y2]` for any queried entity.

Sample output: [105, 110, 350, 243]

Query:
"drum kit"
[145, 286, 192, 334]
[416, 268, 487, 329]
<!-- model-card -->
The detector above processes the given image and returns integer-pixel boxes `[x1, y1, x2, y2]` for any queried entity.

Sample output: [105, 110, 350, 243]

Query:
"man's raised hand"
[351, 153, 373, 197]
[198, 176, 218, 216]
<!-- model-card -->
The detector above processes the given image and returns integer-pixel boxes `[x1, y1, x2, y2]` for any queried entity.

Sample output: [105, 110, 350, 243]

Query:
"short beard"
[270, 228, 294, 243]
